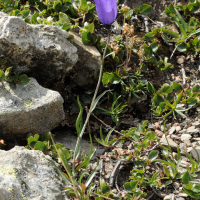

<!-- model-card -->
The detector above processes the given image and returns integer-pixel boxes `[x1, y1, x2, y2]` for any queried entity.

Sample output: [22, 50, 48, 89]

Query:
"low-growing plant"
[121, 120, 158, 152]
[151, 82, 199, 119]
[97, 93, 127, 126]
[95, 125, 117, 148]
[0, 58, 30, 86]
[144, 3, 200, 56]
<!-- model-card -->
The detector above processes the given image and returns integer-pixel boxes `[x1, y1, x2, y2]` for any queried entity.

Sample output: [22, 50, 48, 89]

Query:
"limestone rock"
[0, 12, 78, 87]
[54, 128, 97, 155]
[191, 146, 200, 161]
[160, 135, 178, 149]
[181, 134, 192, 142]
[68, 31, 101, 87]
[0, 146, 69, 200]
[0, 78, 64, 137]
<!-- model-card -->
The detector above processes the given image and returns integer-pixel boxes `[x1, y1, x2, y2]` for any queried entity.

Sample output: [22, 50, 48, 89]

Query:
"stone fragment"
[178, 193, 188, 197]
[155, 130, 164, 137]
[184, 138, 192, 147]
[0, 12, 78, 87]
[181, 134, 192, 142]
[0, 146, 69, 200]
[187, 126, 199, 133]
[176, 126, 181, 132]
[179, 143, 187, 153]
[192, 121, 200, 127]
[169, 126, 176, 135]
[191, 146, 200, 161]
[155, 122, 160, 130]
[160, 136, 178, 149]
[69, 31, 101, 87]
[164, 193, 175, 200]
[54, 128, 97, 155]
[0, 78, 64, 137]
[179, 129, 186, 134]
[176, 198, 185, 200]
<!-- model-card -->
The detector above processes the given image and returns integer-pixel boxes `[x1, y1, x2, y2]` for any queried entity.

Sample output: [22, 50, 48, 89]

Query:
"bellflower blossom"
[94, 0, 117, 25]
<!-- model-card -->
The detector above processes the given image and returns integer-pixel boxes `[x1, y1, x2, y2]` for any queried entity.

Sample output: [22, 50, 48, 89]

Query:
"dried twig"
[91, 113, 134, 142]
[99, 158, 104, 183]
[181, 65, 186, 84]
[151, 186, 166, 199]
[109, 160, 121, 187]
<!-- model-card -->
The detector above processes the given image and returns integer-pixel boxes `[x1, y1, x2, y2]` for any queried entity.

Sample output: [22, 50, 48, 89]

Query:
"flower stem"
[72, 26, 111, 169]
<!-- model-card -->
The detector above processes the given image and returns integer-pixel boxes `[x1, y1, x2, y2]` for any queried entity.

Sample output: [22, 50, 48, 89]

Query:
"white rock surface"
[160, 135, 178, 149]
[191, 146, 200, 161]
[0, 146, 69, 200]
[68, 31, 102, 87]
[181, 134, 192, 142]
[0, 78, 64, 137]
[0, 12, 78, 87]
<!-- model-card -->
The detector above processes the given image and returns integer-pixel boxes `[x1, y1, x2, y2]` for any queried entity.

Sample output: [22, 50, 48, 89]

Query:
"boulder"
[0, 12, 78, 87]
[0, 146, 69, 200]
[0, 78, 64, 138]
[68, 31, 101, 87]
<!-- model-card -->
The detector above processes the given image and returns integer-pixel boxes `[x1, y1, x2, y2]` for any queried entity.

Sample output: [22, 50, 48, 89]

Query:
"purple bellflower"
[94, 0, 117, 25]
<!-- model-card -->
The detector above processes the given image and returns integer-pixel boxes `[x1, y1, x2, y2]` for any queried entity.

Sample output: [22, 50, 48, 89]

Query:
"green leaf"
[85, 159, 99, 187]
[105, 128, 115, 143]
[143, 32, 155, 40]
[147, 82, 155, 95]
[28, 134, 40, 148]
[177, 146, 181, 172]
[130, 180, 138, 190]
[183, 188, 200, 199]
[186, 97, 197, 107]
[176, 42, 187, 52]
[172, 82, 182, 92]
[90, 90, 111, 112]
[163, 165, 171, 178]
[138, 4, 152, 15]
[155, 159, 176, 168]
[18, 75, 30, 86]
[31, 11, 39, 24]
[148, 150, 159, 162]
[0, 70, 5, 81]
[48, 159, 71, 185]
[59, 12, 70, 24]
[54, 1, 62, 12]
[192, 85, 200, 93]
[101, 185, 110, 194]
[34, 141, 47, 152]
[82, 32, 92, 45]
[182, 172, 194, 184]
[150, 42, 159, 52]
[76, 96, 83, 135]
[80, 0, 88, 10]
[124, 182, 132, 192]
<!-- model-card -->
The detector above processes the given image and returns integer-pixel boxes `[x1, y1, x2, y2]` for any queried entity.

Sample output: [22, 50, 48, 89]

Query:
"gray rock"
[0, 12, 78, 87]
[184, 138, 192, 147]
[0, 146, 69, 200]
[68, 31, 101, 87]
[175, 198, 185, 200]
[0, 78, 64, 137]
[54, 128, 97, 155]
[164, 193, 175, 200]
[160, 136, 178, 149]
[191, 146, 200, 161]
[181, 134, 191, 142]
[179, 143, 187, 153]
[169, 126, 176, 135]
[192, 121, 200, 127]
[187, 126, 199, 133]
